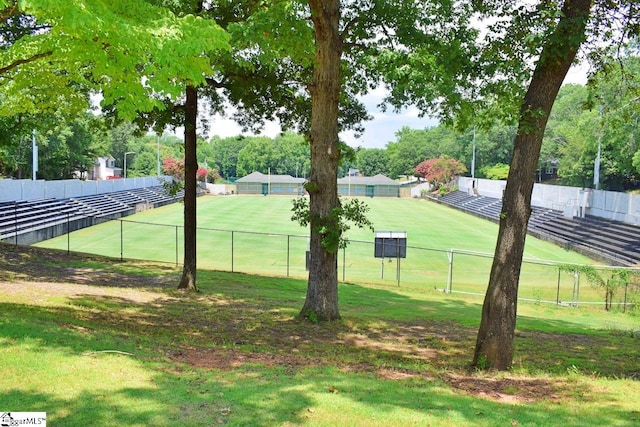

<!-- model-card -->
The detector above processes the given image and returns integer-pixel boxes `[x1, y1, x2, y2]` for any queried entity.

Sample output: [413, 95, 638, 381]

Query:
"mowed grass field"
[36, 195, 609, 304]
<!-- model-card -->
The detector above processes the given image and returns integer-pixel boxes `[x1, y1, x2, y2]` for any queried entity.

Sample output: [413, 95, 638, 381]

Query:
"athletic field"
[36, 195, 616, 304]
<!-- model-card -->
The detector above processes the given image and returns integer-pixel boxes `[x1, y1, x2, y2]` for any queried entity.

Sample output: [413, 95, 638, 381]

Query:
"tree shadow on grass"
[0, 349, 637, 426]
[1, 259, 637, 381]
[2, 272, 639, 425]
[2, 243, 639, 423]
[0, 243, 179, 288]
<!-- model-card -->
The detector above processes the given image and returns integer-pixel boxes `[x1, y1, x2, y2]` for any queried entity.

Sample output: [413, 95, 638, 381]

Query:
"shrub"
[414, 157, 467, 188]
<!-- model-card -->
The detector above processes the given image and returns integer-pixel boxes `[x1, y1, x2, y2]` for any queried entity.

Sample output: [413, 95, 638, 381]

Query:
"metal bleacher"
[531, 214, 640, 266]
[437, 190, 640, 266]
[0, 198, 85, 240]
[437, 191, 506, 222]
[67, 194, 133, 218]
[0, 185, 183, 244]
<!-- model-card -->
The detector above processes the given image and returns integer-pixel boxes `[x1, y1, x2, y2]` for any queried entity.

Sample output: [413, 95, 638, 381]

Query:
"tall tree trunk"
[300, 0, 342, 321]
[178, 85, 198, 291]
[472, 0, 591, 370]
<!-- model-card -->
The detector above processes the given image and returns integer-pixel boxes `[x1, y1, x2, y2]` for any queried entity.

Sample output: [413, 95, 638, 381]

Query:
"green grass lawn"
[1, 247, 639, 426]
[36, 195, 618, 305]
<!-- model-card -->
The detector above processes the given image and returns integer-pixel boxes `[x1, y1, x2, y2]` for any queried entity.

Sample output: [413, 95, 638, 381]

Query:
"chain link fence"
[33, 217, 640, 311]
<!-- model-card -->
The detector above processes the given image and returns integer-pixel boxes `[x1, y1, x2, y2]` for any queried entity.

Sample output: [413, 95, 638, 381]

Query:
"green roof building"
[235, 172, 306, 195]
[338, 174, 400, 197]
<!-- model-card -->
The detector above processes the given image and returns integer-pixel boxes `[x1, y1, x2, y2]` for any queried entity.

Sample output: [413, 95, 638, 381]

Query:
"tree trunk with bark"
[300, 0, 342, 321]
[178, 85, 198, 291]
[472, 0, 591, 370]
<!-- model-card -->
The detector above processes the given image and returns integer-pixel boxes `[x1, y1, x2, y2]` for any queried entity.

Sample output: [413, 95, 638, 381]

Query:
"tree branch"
[342, 41, 371, 52]
[340, 15, 359, 40]
[0, 50, 53, 76]
[1, 2, 19, 22]
[205, 76, 226, 88]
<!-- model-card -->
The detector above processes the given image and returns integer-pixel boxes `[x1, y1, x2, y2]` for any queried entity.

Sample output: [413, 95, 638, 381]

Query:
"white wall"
[205, 183, 236, 195]
[0, 177, 168, 202]
[0, 179, 27, 201]
[458, 177, 505, 199]
[410, 182, 432, 198]
[458, 177, 640, 225]
[19, 180, 46, 200]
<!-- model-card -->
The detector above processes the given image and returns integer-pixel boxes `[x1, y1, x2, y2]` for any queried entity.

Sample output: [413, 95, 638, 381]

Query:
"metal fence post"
[556, 267, 561, 305]
[342, 246, 346, 282]
[175, 225, 179, 266]
[231, 230, 235, 272]
[67, 213, 70, 255]
[120, 220, 124, 260]
[14, 203, 18, 246]
[287, 235, 290, 277]
[571, 271, 580, 307]
[446, 249, 454, 293]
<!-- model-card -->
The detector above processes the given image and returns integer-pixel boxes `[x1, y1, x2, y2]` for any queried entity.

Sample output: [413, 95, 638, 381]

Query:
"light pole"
[157, 135, 161, 177]
[471, 126, 476, 179]
[594, 105, 603, 190]
[32, 129, 38, 180]
[124, 151, 134, 179]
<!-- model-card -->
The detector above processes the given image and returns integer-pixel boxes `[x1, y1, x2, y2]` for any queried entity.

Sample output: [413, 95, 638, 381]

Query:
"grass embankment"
[1, 245, 639, 426]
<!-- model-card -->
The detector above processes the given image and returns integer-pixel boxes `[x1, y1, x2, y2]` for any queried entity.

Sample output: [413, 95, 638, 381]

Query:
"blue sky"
[197, 63, 589, 149]
[204, 88, 437, 150]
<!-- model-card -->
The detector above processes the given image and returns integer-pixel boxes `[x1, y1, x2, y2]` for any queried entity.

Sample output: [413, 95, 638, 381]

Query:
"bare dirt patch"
[170, 347, 323, 372]
[446, 374, 565, 404]
[170, 347, 565, 404]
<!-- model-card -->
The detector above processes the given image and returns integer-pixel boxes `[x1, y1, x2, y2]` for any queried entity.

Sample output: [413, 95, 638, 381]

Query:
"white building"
[89, 156, 122, 180]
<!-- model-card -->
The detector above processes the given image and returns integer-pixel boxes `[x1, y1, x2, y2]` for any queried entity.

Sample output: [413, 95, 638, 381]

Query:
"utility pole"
[471, 126, 476, 179]
[32, 129, 38, 180]
[157, 135, 161, 176]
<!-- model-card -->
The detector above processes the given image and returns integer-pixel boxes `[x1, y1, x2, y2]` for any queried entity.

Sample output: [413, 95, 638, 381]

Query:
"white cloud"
[564, 62, 590, 85]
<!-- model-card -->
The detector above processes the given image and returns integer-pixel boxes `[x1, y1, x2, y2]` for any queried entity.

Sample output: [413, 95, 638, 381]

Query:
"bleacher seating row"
[437, 191, 640, 266]
[0, 186, 183, 243]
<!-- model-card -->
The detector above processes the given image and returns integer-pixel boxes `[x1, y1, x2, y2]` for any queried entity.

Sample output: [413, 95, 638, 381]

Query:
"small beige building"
[338, 174, 400, 197]
[236, 172, 305, 195]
